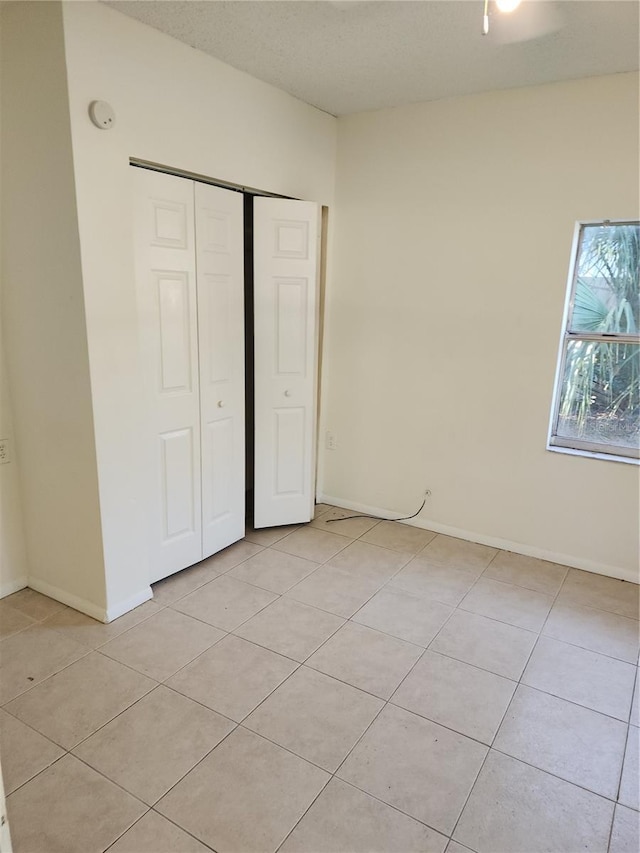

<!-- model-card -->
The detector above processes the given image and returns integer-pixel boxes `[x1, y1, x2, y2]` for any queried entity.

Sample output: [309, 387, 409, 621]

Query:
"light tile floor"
[1, 506, 639, 853]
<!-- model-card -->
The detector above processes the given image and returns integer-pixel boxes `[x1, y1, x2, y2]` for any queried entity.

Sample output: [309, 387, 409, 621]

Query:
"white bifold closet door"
[134, 167, 320, 581]
[133, 168, 244, 583]
[195, 182, 246, 557]
[253, 198, 321, 528]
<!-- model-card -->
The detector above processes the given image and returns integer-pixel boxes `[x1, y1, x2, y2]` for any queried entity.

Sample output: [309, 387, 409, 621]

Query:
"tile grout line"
[4, 652, 234, 803]
[275, 773, 447, 853]
[138, 526, 381, 823]
[6, 678, 168, 794]
[272, 776, 332, 853]
[67, 680, 194, 754]
[527, 594, 640, 627]
[100, 807, 217, 853]
[479, 675, 635, 726]
[227, 553, 323, 597]
[167, 579, 280, 634]
[150, 630, 235, 684]
[161, 597, 341, 730]
[3, 750, 68, 801]
[486, 744, 636, 808]
[104, 720, 241, 821]
[2, 675, 156, 756]
[219, 522, 421, 677]
[0, 643, 95, 709]
[150, 811, 221, 853]
[137, 546, 640, 638]
[607, 663, 640, 851]
[0, 606, 163, 796]
[224, 615, 348, 724]
[463, 555, 638, 718]
[269, 526, 354, 565]
[87, 665, 289, 853]
[290, 555, 468, 840]
[614, 675, 637, 803]
[62, 631, 350, 808]
[162, 664, 300, 727]
[0, 612, 39, 642]
[425, 553, 514, 848]
[170, 583, 588, 756]
[6, 747, 152, 819]
[151, 538, 268, 606]
[447, 557, 570, 844]
[43, 597, 171, 648]
[92, 646, 172, 684]
[61, 751, 195, 853]
[451, 561, 640, 842]
[162, 524, 394, 636]
[529, 629, 640, 667]
[273, 519, 453, 851]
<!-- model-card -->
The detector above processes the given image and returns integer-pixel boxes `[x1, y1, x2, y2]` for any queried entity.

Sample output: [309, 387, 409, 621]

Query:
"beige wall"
[0, 5, 28, 598]
[2, 0, 636, 615]
[321, 72, 640, 581]
[0, 325, 28, 598]
[1, 1, 107, 610]
[59, 0, 337, 616]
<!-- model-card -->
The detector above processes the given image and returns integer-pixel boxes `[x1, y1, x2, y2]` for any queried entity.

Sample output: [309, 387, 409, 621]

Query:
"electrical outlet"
[0, 439, 10, 465]
[325, 430, 338, 451]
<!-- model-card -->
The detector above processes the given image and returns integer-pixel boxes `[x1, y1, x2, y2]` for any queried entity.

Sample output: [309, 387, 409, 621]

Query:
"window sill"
[546, 443, 639, 466]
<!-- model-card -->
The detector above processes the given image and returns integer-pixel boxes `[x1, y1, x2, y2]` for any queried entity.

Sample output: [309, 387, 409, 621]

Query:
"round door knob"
[284, 390, 292, 397]
[217, 400, 225, 408]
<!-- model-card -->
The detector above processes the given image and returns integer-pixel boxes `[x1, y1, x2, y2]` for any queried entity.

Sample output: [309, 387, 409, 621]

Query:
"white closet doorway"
[133, 166, 321, 583]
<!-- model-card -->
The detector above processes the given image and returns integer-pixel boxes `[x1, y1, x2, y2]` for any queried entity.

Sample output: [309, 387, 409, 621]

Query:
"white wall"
[321, 72, 640, 582]
[1, 1, 107, 611]
[0, 6, 28, 598]
[59, 0, 337, 616]
[0, 334, 28, 598]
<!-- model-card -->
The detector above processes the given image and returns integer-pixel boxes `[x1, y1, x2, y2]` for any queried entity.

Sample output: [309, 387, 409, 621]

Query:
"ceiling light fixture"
[482, 0, 523, 35]
[496, 0, 522, 12]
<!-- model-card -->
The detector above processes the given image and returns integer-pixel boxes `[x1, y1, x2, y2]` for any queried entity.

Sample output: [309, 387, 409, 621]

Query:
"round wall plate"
[89, 100, 116, 130]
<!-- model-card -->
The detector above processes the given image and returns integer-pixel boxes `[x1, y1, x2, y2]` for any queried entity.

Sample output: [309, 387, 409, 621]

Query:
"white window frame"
[548, 219, 640, 465]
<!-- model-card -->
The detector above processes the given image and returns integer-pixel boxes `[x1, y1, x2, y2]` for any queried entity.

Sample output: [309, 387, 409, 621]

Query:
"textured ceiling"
[104, 1, 640, 116]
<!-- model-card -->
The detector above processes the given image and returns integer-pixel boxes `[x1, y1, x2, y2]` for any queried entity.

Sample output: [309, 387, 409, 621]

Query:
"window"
[549, 221, 640, 462]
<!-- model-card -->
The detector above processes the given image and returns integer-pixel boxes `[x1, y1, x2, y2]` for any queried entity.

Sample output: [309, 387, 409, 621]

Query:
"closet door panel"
[204, 417, 233, 520]
[157, 272, 193, 392]
[133, 169, 202, 582]
[274, 407, 306, 494]
[195, 183, 245, 556]
[253, 199, 320, 528]
[160, 427, 197, 539]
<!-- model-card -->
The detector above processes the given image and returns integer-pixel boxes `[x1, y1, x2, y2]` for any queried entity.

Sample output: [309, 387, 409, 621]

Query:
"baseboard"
[318, 493, 640, 585]
[106, 586, 153, 623]
[28, 576, 109, 622]
[0, 577, 28, 599]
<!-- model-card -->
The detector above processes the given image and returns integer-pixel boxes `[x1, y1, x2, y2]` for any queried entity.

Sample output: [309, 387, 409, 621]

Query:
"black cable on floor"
[323, 493, 429, 525]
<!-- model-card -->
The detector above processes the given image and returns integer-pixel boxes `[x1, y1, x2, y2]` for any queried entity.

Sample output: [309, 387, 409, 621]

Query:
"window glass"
[556, 340, 639, 450]
[569, 224, 639, 334]
[549, 222, 639, 461]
